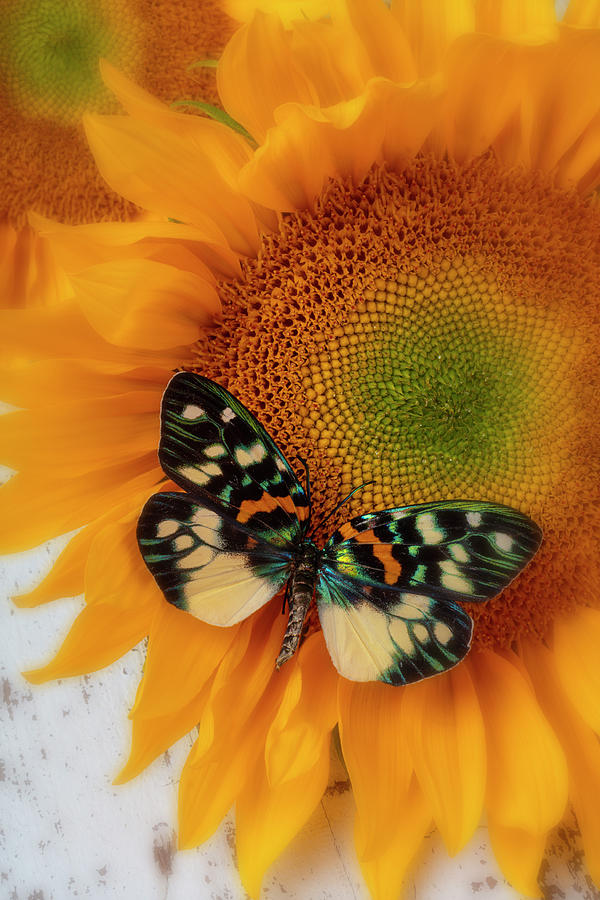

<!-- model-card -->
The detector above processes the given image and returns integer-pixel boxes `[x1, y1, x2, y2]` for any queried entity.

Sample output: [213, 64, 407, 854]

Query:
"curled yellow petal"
[218, 12, 319, 143]
[72, 258, 220, 350]
[83, 113, 260, 256]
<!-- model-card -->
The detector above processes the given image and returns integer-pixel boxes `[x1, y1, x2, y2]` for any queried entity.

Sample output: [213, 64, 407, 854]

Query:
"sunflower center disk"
[304, 266, 564, 509]
[198, 158, 600, 648]
[0, 0, 138, 124]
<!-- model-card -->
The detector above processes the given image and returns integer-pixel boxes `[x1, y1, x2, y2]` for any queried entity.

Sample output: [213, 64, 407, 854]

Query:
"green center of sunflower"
[302, 265, 565, 510]
[196, 156, 600, 648]
[0, 0, 139, 123]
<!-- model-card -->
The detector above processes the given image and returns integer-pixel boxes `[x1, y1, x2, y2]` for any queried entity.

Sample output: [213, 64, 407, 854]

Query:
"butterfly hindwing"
[316, 569, 473, 685]
[137, 491, 293, 626]
[158, 372, 309, 548]
[322, 500, 542, 602]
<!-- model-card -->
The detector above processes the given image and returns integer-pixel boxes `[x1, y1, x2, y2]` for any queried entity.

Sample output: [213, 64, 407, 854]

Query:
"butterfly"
[137, 372, 542, 686]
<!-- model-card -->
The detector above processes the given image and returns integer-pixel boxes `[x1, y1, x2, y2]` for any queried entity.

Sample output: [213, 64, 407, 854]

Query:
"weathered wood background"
[1, 537, 597, 900]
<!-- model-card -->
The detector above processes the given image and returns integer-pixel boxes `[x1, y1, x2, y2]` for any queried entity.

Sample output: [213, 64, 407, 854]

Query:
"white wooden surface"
[2, 537, 597, 900]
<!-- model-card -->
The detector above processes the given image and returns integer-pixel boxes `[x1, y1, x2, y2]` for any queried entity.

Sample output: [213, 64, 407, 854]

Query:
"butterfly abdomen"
[275, 541, 320, 669]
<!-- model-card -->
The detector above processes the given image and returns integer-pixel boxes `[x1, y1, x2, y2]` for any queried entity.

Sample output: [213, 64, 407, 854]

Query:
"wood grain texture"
[1, 538, 595, 900]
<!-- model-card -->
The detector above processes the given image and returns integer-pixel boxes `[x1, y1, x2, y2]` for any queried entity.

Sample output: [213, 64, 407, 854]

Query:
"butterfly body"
[276, 538, 319, 669]
[137, 372, 542, 686]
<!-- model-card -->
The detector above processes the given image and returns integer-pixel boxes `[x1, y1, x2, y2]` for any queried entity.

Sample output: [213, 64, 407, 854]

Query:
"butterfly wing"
[316, 501, 541, 684]
[317, 570, 472, 685]
[322, 500, 542, 600]
[137, 372, 308, 626]
[157, 372, 309, 548]
[137, 491, 293, 626]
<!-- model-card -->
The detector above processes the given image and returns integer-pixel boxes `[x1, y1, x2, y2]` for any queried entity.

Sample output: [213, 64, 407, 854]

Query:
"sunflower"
[3, 1, 600, 898]
[0, 0, 235, 306]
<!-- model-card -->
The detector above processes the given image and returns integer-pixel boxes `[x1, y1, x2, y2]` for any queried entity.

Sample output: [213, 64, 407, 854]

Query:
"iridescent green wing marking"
[137, 492, 293, 625]
[316, 501, 541, 684]
[137, 373, 308, 626]
[158, 372, 309, 548]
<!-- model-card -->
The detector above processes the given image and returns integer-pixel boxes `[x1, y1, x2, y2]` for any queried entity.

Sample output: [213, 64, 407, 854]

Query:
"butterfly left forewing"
[316, 570, 472, 685]
[137, 491, 293, 626]
[158, 372, 309, 547]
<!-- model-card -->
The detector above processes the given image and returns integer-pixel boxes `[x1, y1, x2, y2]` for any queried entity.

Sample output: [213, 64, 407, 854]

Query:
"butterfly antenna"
[312, 481, 374, 536]
[296, 455, 312, 533]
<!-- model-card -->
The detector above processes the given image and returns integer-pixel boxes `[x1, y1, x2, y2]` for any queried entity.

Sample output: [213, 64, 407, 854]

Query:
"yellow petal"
[0, 390, 161, 476]
[476, 0, 558, 40]
[99, 60, 256, 187]
[338, 678, 409, 859]
[179, 649, 289, 848]
[0, 223, 70, 308]
[0, 358, 168, 409]
[131, 601, 239, 720]
[442, 35, 534, 162]
[29, 213, 242, 282]
[522, 31, 600, 182]
[0, 304, 188, 369]
[471, 649, 568, 834]
[190, 605, 286, 764]
[265, 631, 337, 786]
[115, 678, 213, 784]
[224, 0, 330, 26]
[0, 459, 159, 553]
[563, 0, 600, 27]
[83, 113, 260, 256]
[553, 605, 600, 735]
[487, 821, 546, 898]
[72, 258, 220, 350]
[237, 719, 331, 898]
[358, 777, 431, 900]
[13, 481, 161, 607]
[24, 600, 153, 683]
[23, 511, 163, 678]
[241, 80, 439, 211]
[333, 0, 416, 84]
[218, 12, 319, 143]
[391, 0, 475, 76]
[402, 662, 485, 855]
[523, 638, 600, 885]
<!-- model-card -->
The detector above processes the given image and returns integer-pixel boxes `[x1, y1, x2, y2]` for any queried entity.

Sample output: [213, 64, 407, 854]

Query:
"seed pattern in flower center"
[0, 0, 139, 124]
[196, 158, 600, 648]
[302, 262, 575, 513]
